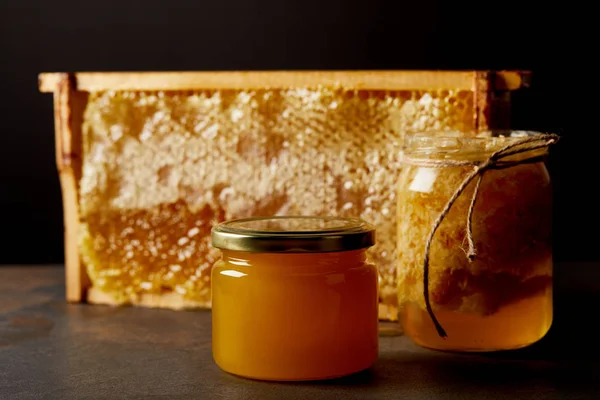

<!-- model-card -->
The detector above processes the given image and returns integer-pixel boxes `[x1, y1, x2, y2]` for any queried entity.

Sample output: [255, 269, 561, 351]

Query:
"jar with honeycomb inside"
[396, 131, 558, 352]
[211, 216, 378, 381]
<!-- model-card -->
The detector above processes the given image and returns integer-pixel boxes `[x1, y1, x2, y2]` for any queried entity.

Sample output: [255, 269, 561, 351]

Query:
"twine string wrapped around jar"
[401, 133, 560, 338]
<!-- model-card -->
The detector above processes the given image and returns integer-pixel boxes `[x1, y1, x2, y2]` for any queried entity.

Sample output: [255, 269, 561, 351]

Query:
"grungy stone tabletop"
[1, 264, 599, 400]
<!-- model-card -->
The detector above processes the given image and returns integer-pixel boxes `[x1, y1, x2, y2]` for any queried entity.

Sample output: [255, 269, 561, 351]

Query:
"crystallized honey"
[397, 132, 554, 351]
[79, 88, 475, 316]
[211, 217, 378, 381]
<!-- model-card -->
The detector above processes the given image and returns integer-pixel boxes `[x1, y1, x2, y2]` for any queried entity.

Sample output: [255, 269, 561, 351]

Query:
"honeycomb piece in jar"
[396, 148, 553, 317]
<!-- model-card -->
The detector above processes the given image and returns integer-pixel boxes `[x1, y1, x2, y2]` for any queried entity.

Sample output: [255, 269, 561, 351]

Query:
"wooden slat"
[39, 70, 525, 93]
[474, 71, 492, 132]
[53, 73, 89, 302]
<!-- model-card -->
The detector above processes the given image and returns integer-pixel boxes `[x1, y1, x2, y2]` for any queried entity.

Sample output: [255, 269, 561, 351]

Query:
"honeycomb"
[80, 88, 475, 320]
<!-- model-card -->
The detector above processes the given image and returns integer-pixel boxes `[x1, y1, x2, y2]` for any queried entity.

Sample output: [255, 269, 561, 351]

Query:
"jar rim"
[211, 216, 375, 253]
[403, 130, 555, 157]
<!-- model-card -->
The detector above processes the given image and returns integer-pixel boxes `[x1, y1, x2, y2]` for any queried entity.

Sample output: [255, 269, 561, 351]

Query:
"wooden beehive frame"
[39, 70, 529, 304]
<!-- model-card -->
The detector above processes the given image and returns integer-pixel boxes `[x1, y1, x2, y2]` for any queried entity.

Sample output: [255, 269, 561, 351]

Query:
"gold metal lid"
[211, 216, 376, 253]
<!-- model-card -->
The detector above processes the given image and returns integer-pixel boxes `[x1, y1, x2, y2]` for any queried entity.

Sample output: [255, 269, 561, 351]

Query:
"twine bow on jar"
[401, 133, 560, 338]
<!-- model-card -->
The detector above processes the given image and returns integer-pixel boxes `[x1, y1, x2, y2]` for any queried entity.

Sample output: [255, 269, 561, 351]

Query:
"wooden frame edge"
[474, 71, 492, 131]
[39, 70, 526, 93]
[474, 70, 526, 130]
[54, 73, 89, 302]
[42, 68, 527, 306]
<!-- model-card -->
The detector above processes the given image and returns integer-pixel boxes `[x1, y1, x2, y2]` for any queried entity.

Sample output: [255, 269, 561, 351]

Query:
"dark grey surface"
[1, 265, 599, 400]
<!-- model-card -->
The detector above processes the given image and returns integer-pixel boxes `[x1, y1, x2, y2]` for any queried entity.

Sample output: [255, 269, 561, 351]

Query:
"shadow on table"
[231, 350, 598, 396]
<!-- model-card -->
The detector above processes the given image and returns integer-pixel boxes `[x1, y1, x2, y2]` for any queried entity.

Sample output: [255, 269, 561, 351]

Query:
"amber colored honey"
[401, 288, 552, 352]
[211, 249, 378, 381]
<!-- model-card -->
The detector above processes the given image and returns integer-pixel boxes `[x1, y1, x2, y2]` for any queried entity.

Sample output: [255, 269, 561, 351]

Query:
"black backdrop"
[0, 0, 593, 264]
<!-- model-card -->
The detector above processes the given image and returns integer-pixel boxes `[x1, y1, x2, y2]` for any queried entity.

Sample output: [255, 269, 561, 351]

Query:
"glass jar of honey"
[211, 216, 378, 381]
[396, 131, 559, 352]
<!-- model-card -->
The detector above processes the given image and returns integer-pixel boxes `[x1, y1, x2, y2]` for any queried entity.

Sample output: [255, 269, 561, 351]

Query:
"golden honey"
[396, 131, 555, 351]
[211, 216, 378, 381]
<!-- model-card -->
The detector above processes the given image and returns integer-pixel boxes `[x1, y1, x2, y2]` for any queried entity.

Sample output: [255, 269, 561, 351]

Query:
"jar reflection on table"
[396, 131, 555, 352]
